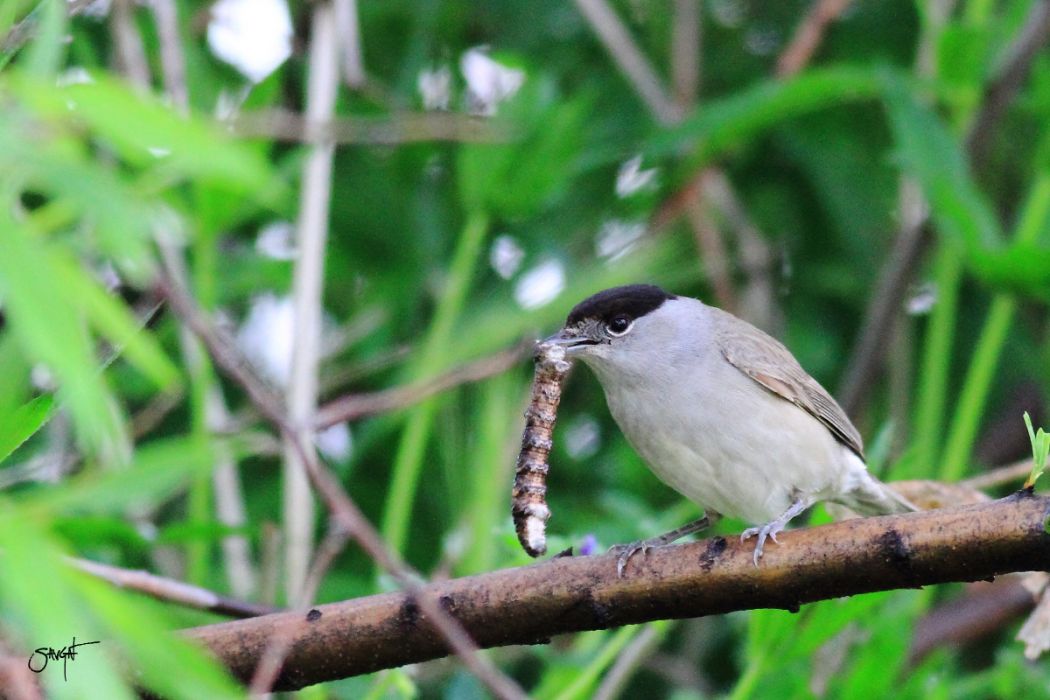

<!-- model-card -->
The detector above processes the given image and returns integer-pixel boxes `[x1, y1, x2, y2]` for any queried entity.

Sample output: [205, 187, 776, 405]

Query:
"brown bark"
[184, 493, 1050, 691]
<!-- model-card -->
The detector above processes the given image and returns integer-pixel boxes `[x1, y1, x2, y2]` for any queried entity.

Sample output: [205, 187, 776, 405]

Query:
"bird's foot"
[740, 496, 812, 566]
[608, 539, 659, 578]
[609, 514, 716, 577]
[740, 521, 786, 566]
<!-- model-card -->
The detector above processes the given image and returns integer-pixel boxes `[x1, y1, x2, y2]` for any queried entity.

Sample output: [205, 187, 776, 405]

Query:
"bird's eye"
[607, 314, 633, 336]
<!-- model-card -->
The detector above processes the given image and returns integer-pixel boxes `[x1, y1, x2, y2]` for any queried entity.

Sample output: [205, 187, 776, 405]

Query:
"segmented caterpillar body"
[512, 342, 571, 557]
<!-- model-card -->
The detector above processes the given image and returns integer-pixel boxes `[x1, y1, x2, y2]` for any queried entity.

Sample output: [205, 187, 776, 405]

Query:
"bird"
[544, 284, 915, 571]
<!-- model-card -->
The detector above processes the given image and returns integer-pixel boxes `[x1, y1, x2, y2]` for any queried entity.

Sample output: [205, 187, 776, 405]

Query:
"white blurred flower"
[514, 260, 565, 310]
[255, 221, 297, 260]
[564, 415, 601, 460]
[710, 0, 746, 28]
[30, 365, 56, 392]
[489, 235, 524, 279]
[237, 293, 295, 386]
[208, 0, 292, 84]
[316, 422, 352, 462]
[460, 48, 525, 116]
[906, 283, 938, 316]
[595, 219, 646, 260]
[615, 155, 658, 198]
[57, 67, 93, 86]
[215, 85, 253, 120]
[418, 64, 452, 111]
[95, 261, 122, 292]
[744, 26, 780, 57]
[147, 146, 172, 158]
[76, 0, 111, 19]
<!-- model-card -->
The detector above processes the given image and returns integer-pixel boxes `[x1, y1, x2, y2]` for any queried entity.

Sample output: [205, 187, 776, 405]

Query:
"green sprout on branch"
[1023, 412, 1049, 490]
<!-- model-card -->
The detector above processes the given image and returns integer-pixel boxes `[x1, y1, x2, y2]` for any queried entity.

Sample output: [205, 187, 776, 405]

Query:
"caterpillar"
[512, 341, 571, 557]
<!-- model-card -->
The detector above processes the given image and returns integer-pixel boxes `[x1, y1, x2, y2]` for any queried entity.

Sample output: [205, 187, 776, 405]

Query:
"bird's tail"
[844, 471, 919, 516]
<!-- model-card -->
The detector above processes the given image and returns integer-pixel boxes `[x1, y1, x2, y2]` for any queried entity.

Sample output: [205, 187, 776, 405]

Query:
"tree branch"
[231, 110, 507, 145]
[775, 0, 853, 79]
[184, 494, 1050, 691]
[68, 557, 278, 619]
[314, 340, 533, 429]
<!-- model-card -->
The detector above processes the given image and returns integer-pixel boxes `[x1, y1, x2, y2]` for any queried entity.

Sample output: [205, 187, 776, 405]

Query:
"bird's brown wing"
[712, 308, 865, 460]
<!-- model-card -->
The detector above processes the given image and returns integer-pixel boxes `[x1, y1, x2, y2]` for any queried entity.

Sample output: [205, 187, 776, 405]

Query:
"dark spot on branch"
[699, 537, 727, 571]
[439, 595, 456, 614]
[566, 589, 614, 628]
[784, 601, 801, 614]
[398, 598, 420, 630]
[306, 609, 322, 622]
[879, 528, 916, 583]
[554, 547, 574, 558]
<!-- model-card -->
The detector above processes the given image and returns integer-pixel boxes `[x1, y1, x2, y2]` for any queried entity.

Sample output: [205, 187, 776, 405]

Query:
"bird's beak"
[542, 327, 597, 355]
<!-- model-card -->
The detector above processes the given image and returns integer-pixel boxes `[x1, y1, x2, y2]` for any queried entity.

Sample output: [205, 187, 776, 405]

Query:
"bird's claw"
[740, 521, 786, 566]
[609, 540, 653, 578]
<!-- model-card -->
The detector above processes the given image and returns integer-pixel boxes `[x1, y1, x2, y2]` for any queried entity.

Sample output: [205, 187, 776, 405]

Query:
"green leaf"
[936, 22, 995, 92]
[0, 113, 155, 277]
[0, 394, 56, 464]
[881, 72, 1004, 251]
[21, 0, 65, 78]
[74, 572, 243, 699]
[12, 73, 275, 195]
[0, 514, 134, 700]
[0, 513, 240, 699]
[647, 66, 885, 165]
[0, 217, 127, 461]
[49, 249, 181, 391]
[21, 435, 215, 516]
[458, 80, 589, 218]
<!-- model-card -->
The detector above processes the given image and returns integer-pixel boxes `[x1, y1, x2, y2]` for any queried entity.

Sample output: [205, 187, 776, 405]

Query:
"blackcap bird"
[545, 284, 914, 571]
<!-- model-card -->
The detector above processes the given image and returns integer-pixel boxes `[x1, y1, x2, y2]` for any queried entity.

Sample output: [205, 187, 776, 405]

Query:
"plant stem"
[381, 210, 490, 557]
[907, 244, 963, 478]
[459, 372, 526, 576]
[938, 173, 1050, 478]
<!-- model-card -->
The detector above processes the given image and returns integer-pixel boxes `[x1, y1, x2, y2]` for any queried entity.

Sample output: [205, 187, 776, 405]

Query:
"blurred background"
[1, 0, 1050, 697]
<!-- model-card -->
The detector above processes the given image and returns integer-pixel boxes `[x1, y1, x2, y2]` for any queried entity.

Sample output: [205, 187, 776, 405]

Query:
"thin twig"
[966, 0, 1050, 171]
[333, 0, 366, 88]
[573, 0, 683, 124]
[231, 110, 507, 144]
[838, 2, 1050, 413]
[670, 0, 701, 108]
[685, 184, 737, 313]
[0, 638, 42, 700]
[155, 269, 528, 700]
[910, 577, 1035, 663]
[282, 0, 341, 608]
[130, 389, 184, 439]
[68, 557, 278, 618]
[150, 0, 189, 112]
[148, 0, 258, 596]
[837, 197, 930, 414]
[593, 623, 663, 700]
[775, 0, 853, 79]
[962, 458, 1034, 491]
[314, 340, 533, 429]
[184, 494, 1050, 689]
[110, 0, 151, 89]
[248, 526, 350, 693]
[0, 0, 95, 64]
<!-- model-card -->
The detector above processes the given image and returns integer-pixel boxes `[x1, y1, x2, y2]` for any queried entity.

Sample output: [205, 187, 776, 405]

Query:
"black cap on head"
[565, 284, 676, 327]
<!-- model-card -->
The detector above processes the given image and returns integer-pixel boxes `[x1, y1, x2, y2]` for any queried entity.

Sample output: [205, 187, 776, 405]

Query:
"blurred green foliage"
[1, 0, 1049, 698]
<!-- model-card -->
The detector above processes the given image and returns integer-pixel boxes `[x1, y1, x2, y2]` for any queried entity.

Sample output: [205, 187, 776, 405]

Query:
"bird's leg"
[610, 513, 720, 577]
[740, 495, 812, 566]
